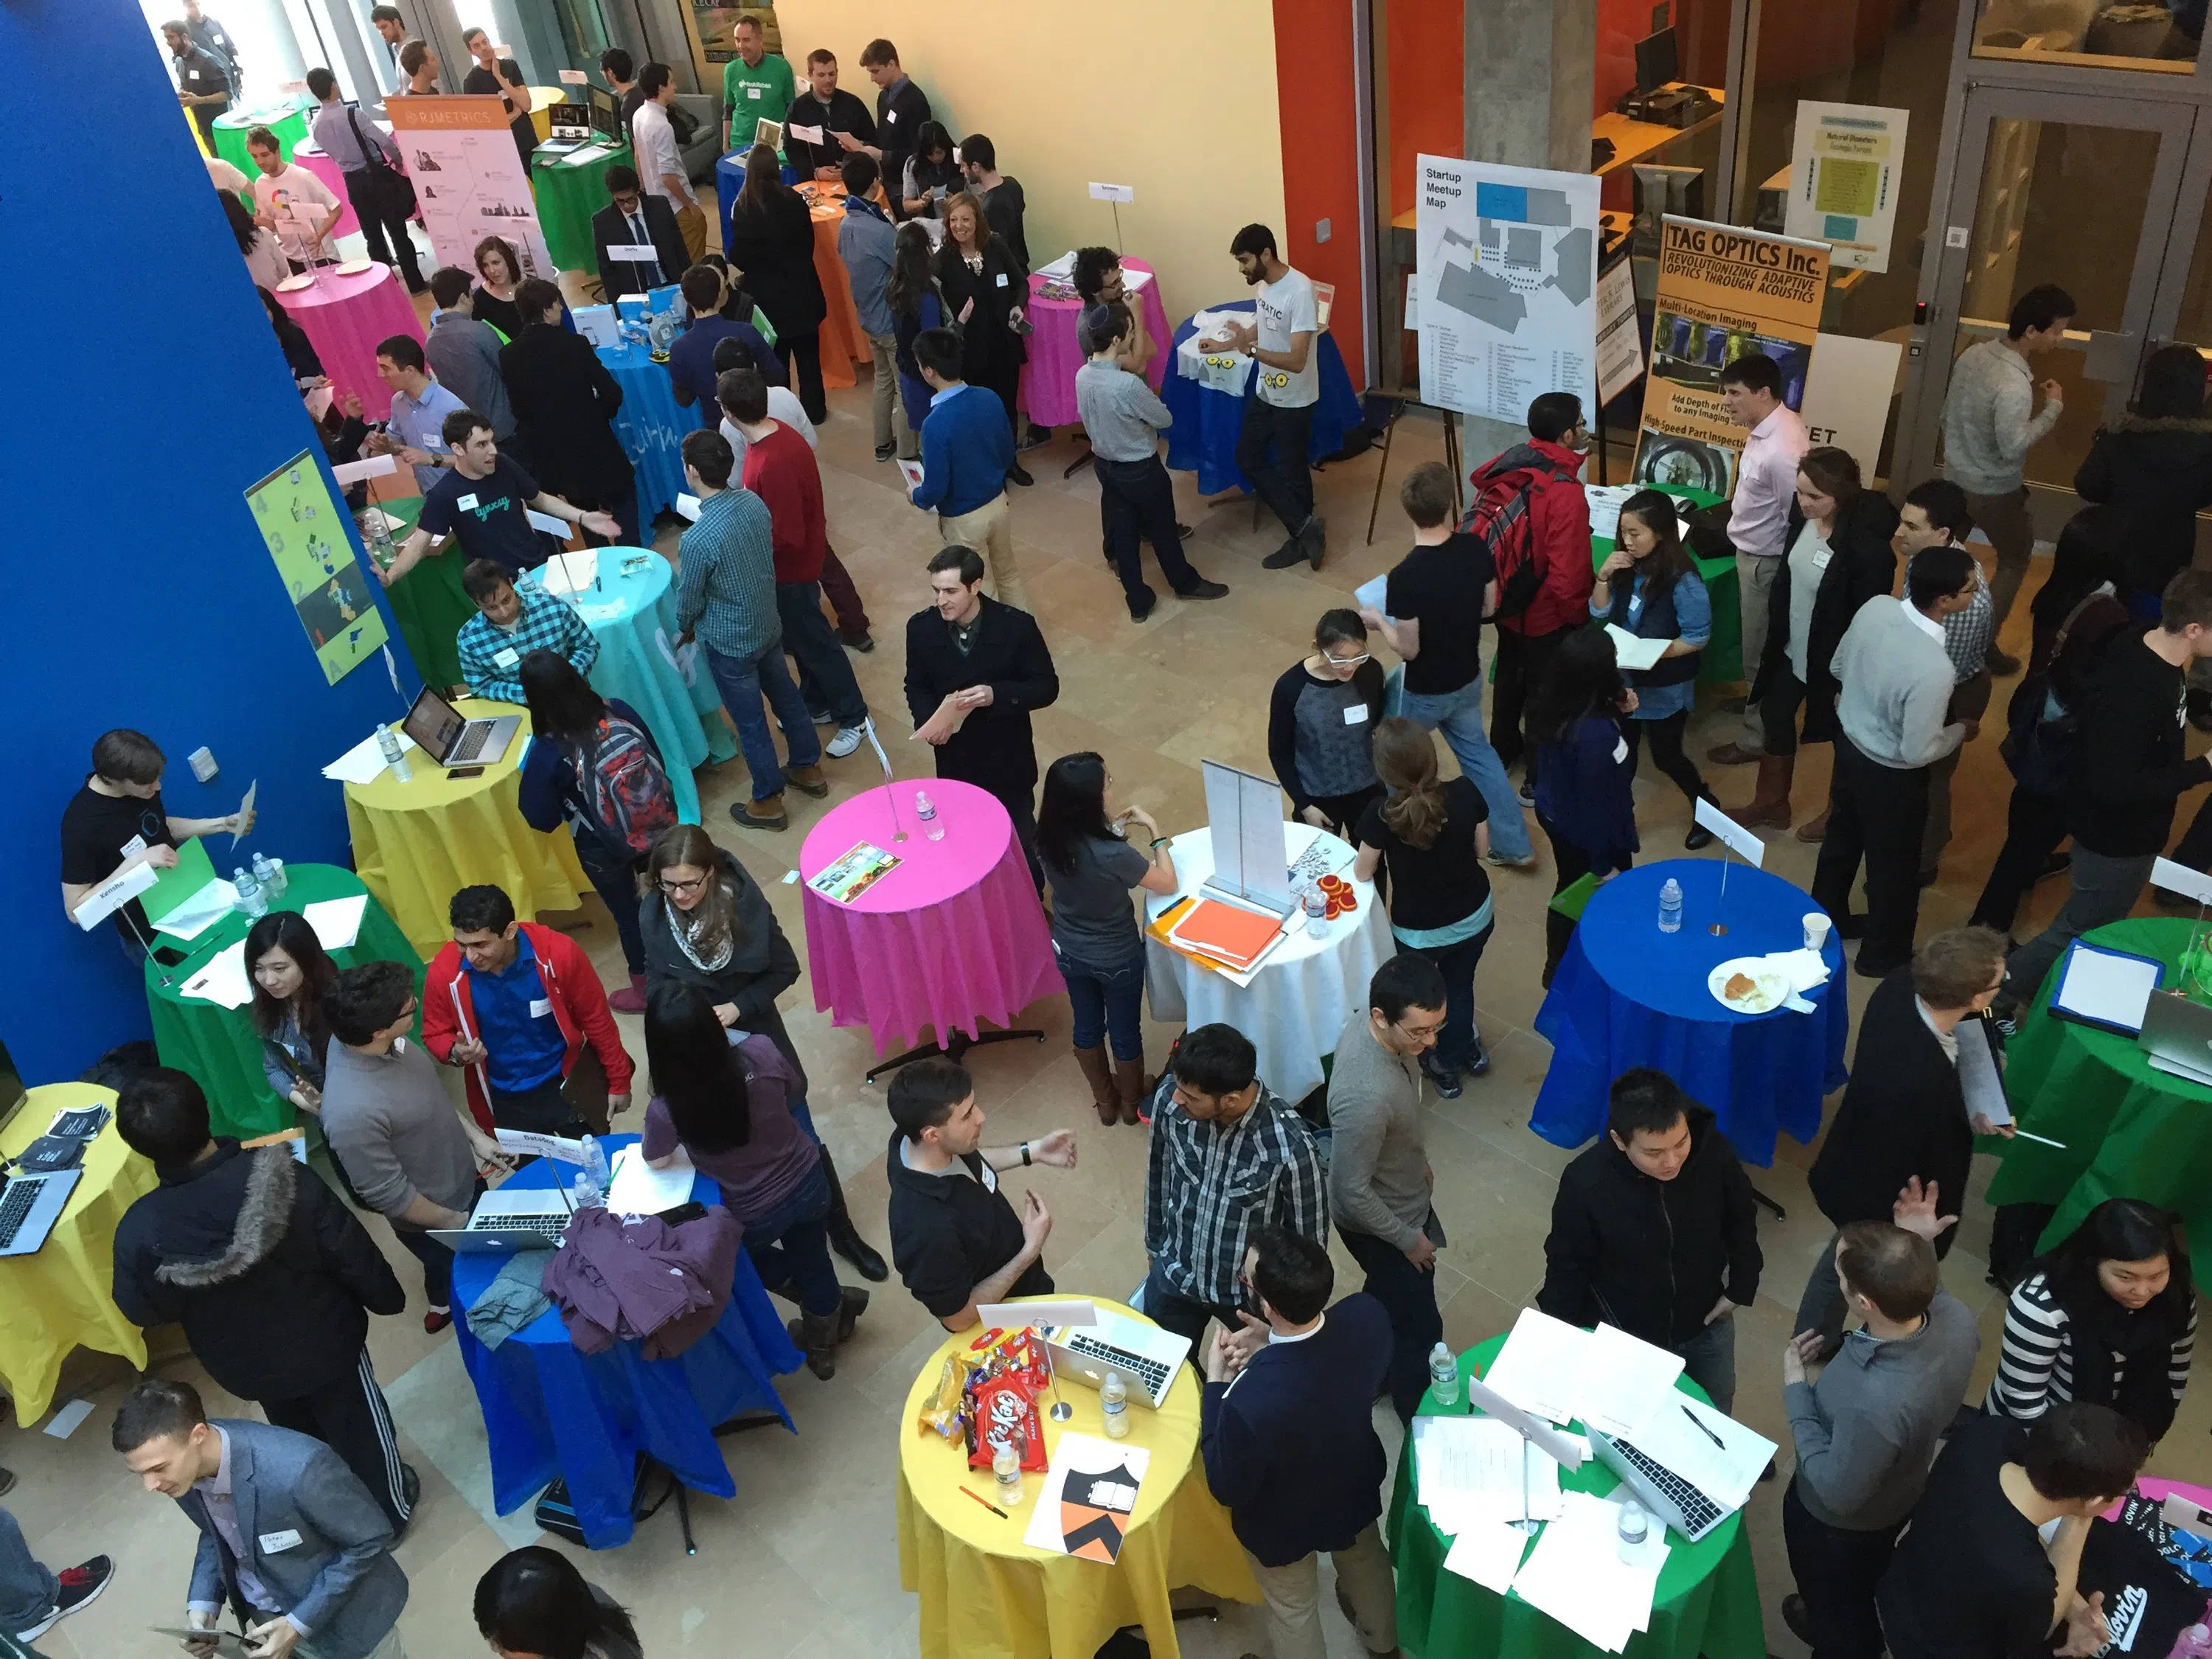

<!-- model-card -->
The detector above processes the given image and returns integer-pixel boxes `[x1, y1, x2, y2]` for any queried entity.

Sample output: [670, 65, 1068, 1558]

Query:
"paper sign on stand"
[1595, 253, 1644, 403]
[978, 1300, 1097, 1331]
[1692, 797, 1765, 868]
[331, 454, 398, 487]
[526, 509, 573, 540]
[1088, 181, 1135, 203]
[494, 1129, 588, 1164]
[72, 863, 159, 931]
[2154, 858, 2212, 908]
[1784, 102, 1910, 273]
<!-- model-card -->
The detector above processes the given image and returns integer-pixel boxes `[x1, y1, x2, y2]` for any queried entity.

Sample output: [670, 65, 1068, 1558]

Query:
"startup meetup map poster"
[1414, 156, 1600, 426]
[246, 449, 388, 685]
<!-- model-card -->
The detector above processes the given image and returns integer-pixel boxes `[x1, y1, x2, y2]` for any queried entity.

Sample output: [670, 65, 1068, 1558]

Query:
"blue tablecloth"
[1530, 859, 1849, 1166]
[597, 339, 690, 524]
[450, 1134, 802, 1549]
[1161, 299, 1364, 498]
[714, 151, 801, 252]
[557, 549, 737, 824]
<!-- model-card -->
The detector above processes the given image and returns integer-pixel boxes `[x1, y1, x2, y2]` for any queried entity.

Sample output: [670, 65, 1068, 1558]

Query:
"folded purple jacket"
[540, 1203, 742, 1358]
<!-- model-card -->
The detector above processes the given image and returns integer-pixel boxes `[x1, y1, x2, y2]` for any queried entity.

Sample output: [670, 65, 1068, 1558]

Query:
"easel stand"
[125, 909, 172, 987]
[1366, 398, 1463, 544]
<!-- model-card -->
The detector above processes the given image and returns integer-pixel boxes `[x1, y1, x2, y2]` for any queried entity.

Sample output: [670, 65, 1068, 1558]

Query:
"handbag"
[346, 106, 418, 219]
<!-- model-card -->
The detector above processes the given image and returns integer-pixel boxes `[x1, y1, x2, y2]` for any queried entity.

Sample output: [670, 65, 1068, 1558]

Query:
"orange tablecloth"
[799, 183, 870, 390]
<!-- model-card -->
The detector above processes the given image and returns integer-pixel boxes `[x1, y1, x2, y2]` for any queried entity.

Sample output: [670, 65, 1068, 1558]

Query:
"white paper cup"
[1804, 912, 1832, 952]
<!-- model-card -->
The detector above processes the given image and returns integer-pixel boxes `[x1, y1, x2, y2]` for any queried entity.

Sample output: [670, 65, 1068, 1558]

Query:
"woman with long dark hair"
[1591, 490, 1717, 847]
[1986, 1198, 2195, 1441]
[2075, 344, 2212, 614]
[1267, 609, 1387, 836]
[248, 912, 340, 1114]
[900, 120, 960, 219]
[934, 189, 1032, 485]
[471, 235, 528, 339]
[727, 142, 830, 420]
[1528, 628, 1640, 983]
[1352, 717, 1495, 1091]
[229, 190, 291, 291]
[473, 1545, 642, 1659]
[255, 280, 321, 381]
[886, 220, 944, 446]
[1036, 752, 1179, 1124]
[642, 981, 863, 1376]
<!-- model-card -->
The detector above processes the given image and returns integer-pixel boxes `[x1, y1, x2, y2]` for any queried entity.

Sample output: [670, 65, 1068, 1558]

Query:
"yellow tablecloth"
[895, 1297, 1260, 1659]
[0, 1085, 156, 1424]
[526, 87, 564, 142]
[341, 700, 588, 959]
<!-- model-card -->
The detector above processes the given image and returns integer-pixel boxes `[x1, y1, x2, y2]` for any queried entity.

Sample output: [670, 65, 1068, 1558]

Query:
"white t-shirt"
[630, 100, 684, 205]
[205, 156, 251, 195]
[251, 163, 339, 254]
[720, 388, 818, 470]
[1253, 266, 1320, 409]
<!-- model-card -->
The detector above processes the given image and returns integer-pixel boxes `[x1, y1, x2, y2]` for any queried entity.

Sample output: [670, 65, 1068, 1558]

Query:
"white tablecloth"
[1143, 822, 1393, 1105]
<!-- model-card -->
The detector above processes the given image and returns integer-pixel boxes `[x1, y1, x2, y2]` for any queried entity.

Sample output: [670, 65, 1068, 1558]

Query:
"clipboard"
[2045, 938, 2166, 1037]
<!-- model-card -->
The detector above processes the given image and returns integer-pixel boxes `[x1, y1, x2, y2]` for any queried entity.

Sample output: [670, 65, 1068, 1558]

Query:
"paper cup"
[1804, 912, 1832, 952]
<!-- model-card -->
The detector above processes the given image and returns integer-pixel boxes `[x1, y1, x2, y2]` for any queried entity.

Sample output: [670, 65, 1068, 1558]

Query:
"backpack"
[2000, 592, 2132, 796]
[1461, 458, 1577, 621]
[574, 713, 677, 856]
[533, 1455, 676, 1545]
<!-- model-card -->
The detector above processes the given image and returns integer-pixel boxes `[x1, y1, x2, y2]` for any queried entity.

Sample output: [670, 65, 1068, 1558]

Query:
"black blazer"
[591, 195, 691, 304]
[498, 322, 633, 501]
[727, 188, 827, 338]
[1750, 490, 1899, 743]
[903, 597, 1059, 799]
[934, 238, 1029, 382]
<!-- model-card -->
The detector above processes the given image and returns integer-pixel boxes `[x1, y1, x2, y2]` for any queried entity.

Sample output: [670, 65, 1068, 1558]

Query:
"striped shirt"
[1983, 1270, 2195, 1422]
[456, 577, 600, 704]
[1143, 1081, 1329, 1307]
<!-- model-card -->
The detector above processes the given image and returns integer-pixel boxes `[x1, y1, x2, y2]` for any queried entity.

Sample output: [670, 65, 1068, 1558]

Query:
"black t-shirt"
[464, 60, 538, 159]
[884, 1129, 1051, 1321]
[1386, 532, 1494, 696]
[419, 455, 546, 575]
[1876, 1416, 2057, 1659]
[1354, 776, 1492, 933]
[60, 780, 176, 936]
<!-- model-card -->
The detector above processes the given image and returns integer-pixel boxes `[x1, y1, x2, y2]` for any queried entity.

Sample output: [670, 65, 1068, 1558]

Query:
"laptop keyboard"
[1063, 1333, 1172, 1400]
[473, 1211, 570, 1241]
[448, 723, 491, 763]
[1610, 1435, 1725, 1535]
[0, 1178, 44, 1249]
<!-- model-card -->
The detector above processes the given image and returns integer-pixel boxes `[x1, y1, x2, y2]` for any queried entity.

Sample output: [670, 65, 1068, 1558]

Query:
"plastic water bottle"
[1101, 1370, 1130, 1439]
[2177, 1625, 2212, 1659]
[915, 790, 944, 841]
[265, 858, 288, 899]
[580, 1135, 611, 1198]
[1618, 1499, 1650, 1562]
[1658, 877, 1683, 934]
[233, 864, 267, 919]
[572, 1172, 599, 1209]
[992, 1439, 1023, 1506]
[1428, 1343, 1461, 1410]
[251, 853, 276, 897]
[376, 723, 411, 783]
[1301, 880, 1328, 937]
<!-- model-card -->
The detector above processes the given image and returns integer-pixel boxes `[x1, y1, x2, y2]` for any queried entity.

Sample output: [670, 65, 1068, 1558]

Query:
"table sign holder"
[2153, 857, 2212, 998]
[860, 720, 905, 841]
[1691, 798, 1765, 936]
[978, 1299, 1099, 1422]
[1461, 1371, 1587, 1534]
[1198, 759, 1295, 919]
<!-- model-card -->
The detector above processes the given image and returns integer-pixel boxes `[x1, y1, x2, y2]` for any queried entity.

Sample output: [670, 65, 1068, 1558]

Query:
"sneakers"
[839, 630, 876, 653]
[1419, 1052, 1463, 1099]
[1465, 1039, 1491, 1078]
[1176, 580, 1231, 600]
[14, 1557, 114, 1641]
[1485, 849, 1537, 869]
[874, 443, 896, 462]
[826, 726, 866, 759]
[1517, 777, 1536, 806]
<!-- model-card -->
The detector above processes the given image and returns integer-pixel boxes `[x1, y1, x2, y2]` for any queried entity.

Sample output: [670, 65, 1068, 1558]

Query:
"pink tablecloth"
[291, 138, 358, 240]
[799, 779, 1061, 1054]
[274, 262, 423, 420]
[1019, 255, 1172, 428]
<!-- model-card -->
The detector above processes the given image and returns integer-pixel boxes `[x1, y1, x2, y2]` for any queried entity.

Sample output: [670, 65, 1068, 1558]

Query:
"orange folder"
[1168, 898, 1287, 971]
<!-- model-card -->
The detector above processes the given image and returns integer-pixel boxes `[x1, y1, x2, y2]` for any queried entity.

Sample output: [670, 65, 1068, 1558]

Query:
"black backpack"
[2000, 593, 2132, 796]
[533, 1455, 676, 1545]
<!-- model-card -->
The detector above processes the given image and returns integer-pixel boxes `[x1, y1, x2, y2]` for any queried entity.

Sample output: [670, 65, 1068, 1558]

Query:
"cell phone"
[448, 765, 486, 779]
[153, 945, 189, 967]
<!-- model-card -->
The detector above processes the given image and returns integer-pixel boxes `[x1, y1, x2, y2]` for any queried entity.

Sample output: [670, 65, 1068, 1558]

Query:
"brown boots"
[1735, 754, 1794, 829]
[1075, 1047, 1150, 1124]
[729, 765, 830, 832]
[1112, 1057, 1150, 1125]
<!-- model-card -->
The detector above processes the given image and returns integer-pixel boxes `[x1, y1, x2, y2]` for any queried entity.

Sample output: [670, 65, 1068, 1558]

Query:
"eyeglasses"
[1394, 1016, 1446, 1041]
[1324, 651, 1371, 668]
[657, 874, 707, 896]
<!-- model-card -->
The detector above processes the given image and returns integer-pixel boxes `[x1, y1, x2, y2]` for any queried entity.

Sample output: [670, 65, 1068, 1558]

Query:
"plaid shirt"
[675, 487, 781, 661]
[1144, 1079, 1329, 1306]
[1909, 543, 1994, 681]
[457, 577, 599, 703]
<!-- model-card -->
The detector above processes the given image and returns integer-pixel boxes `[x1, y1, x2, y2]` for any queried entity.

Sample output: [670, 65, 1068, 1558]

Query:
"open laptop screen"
[401, 687, 465, 761]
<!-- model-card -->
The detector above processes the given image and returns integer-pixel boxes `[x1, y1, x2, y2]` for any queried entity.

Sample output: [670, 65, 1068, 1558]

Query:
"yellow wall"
[767, 0, 1287, 327]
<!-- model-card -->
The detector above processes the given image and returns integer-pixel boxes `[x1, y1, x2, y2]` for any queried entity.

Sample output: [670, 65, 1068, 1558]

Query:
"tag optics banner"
[1631, 218, 1829, 498]
[383, 95, 554, 279]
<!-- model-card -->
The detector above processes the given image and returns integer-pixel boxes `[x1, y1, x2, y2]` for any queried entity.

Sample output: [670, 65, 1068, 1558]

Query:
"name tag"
[457, 493, 479, 511]
[493, 647, 521, 669]
[259, 1529, 303, 1554]
[747, 85, 762, 97]
[121, 835, 148, 860]
[1812, 548, 1832, 571]
[995, 272, 1008, 288]
[529, 998, 553, 1018]
[187, 69, 205, 82]
[1613, 736, 1630, 764]
[1342, 703, 1369, 726]
[886, 109, 898, 122]
[978, 1161, 998, 1193]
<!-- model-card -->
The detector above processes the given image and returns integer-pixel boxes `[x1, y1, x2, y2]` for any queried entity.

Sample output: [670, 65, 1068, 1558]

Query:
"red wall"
[1386, 0, 1464, 221]
[1273, 0, 1368, 389]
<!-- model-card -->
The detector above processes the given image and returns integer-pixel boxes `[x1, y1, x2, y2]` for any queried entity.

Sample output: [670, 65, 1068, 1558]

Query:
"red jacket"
[740, 422, 827, 585]
[1474, 436, 1594, 637]
[421, 922, 634, 1133]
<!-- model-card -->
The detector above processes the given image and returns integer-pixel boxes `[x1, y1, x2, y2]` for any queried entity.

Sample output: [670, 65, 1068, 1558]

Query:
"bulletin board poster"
[678, 1, 782, 76]
[1784, 102, 1909, 274]
[383, 95, 554, 279]
[246, 450, 389, 686]
[1630, 217, 1829, 498]
[1413, 155, 1601, 425]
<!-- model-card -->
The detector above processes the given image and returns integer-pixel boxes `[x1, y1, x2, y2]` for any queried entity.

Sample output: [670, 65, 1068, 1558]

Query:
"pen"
[958, 1484, 1009, 1520]
[1681, 1403, 1726, 1450]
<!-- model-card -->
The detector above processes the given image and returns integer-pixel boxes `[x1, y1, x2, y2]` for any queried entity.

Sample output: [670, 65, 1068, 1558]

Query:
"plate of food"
[1708, 957, 1788, 1015]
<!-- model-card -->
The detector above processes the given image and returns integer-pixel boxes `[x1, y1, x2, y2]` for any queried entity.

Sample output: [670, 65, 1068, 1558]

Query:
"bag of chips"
[915, 1354, 971, 1441]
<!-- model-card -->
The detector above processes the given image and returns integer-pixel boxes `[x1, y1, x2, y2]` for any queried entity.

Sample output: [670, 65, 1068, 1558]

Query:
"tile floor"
[16, 335, 2212, 1659]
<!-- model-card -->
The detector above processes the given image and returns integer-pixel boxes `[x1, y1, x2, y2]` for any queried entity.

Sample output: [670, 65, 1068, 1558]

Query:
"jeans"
[0, 1506, 57, 1634]
[743, 1160, 841, 1316]
[704, 636, 822, 802]
[1969, 785, 2069, 933]
[1672, 1312, 1737, 1414]
[2004, 846, 2157, 1012]
[1235, 397, 1315, 535]
[1783, 1474, 1902, 1659]
[1399, 681, 1532, 859]
[1397, 924, 1492, 1074]
[1094, 455, 1203, 611]
[1339, 1220, 1446, 1422]
[1811, 732, 1931, 975]
[1141, 1261, 1242, 1356]
[776, 581, 867, 728]
[572, 828, 644, 975]
[1062, 949, 1146, 1061]
[1245, 1522, 1399, 1659]
[1490, 626, 1568, 781]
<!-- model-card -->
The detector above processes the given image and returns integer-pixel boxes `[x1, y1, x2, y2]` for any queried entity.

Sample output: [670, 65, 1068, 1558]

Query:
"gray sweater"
[1831, 596, 1966, 770]
[1785, 1287, 1981, 1529]
[321, 1037, 480, 1226]
[1325, 1009, 1434, 1251]
[1940, 337, 2062, 495]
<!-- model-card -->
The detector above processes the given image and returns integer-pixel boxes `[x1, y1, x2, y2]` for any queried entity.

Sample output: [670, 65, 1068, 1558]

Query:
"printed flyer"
[246, 449, 389, 685]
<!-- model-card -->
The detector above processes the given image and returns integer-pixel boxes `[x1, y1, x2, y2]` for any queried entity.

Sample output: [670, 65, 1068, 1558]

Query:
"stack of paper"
[539, 549, 599, 593]
[1034, 249, 1079, 280]
[1619, 1394, 1775, 1514]
[1481, 1308, 1591, 1425]
[1508, 1490, 1669, 1652]
[1579, 1326, 1686, 1439]
[153, 880, 241, 942]
[1414, 1416, 1562, 1531]
[561, 142, 612, 167]
[608, 1144, 695, 1216]
[324, 729, 417, 786]
[302, 894, 369, 952]
[180, 941, 254, 1009]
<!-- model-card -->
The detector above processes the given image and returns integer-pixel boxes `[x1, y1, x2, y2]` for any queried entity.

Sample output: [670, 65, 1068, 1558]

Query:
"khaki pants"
[675, 201, 709, 262]
[939, 493, 1025, 611]
[866, 330, 906, 456]
[1245, 1522, 1398, 1659]
[1964, 485, 2035, 634]
[1735, 550, 1780, 750]
[1921, 667, 1994, 874]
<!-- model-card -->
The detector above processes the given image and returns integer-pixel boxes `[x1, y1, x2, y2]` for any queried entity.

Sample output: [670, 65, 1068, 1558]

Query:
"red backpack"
[1462, 456, 1578, 621]
[574, 714, 678, 855]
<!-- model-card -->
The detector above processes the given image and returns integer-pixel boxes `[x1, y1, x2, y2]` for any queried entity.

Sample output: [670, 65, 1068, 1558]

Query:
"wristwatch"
[1019, 1141, 1032, 1166]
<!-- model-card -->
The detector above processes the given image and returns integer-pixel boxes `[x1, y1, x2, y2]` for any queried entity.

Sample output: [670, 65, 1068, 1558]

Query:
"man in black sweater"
[110, 1069, 417, 1531]
[1798, 926, 2007, 1356]
[1200, 1225, 1399, 1659]
[854, 40, 930, 220]
[905, 544, 1059, 887]
[2000, 567, 2212, 1026]
[1537, 1068, 1761, 1412]
[782, 49, 876, 181]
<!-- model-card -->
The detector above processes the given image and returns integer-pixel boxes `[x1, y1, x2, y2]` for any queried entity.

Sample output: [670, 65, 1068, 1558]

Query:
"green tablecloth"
[1388, 1332, 1765, 1659]
[1589, 483, 1741, 686]
[1985, 916, 2212, 1251]
[532, 142, 634, 277]
[212, 103, 309, 173]
[144, 863, 422, 1141]
[376, 494, 472, 693]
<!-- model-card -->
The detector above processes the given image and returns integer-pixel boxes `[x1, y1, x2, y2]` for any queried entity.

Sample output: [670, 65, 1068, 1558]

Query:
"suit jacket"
[498, 321, 636, 501]
[591, 195, 690, 304]
[1748, 490, 1900, 743]
[181, 1420, 407, 1659]
[902, 597, 1058, 799]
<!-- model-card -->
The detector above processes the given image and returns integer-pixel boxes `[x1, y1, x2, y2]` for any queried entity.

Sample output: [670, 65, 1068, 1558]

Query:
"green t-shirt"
[722, 52, 796, 140]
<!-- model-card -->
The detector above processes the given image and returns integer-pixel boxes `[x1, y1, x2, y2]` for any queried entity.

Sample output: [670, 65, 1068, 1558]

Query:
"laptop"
[2140, 990, 2212, 1086]
[0, 1037, 24, 1141]
[402, 685, 519, 770]
[1590, 1428, 1731, 1543]
[426, 1184, 575, 1253]
[1040, 1306, 1193, 1409]
[0, 1167, 84, 1258]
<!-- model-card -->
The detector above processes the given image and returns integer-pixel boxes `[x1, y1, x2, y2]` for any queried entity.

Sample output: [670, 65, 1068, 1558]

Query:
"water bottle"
[1618, 1499, 1649, 1562]
[1301, 880, 1328, 937]
[1427, 1342, 1461, 1410]
[265, 858, 288, 899]
[2176, 1624, 2212, 1659]
[376, 723, 411, 782]
[580, 1135, 611, 1197]
[233, 864, 267, 919]
[1101, 1370, 1130, 1439]
[915, 790, 944, 841]
[251, 853, 276, 897]
[1658, 876, 1683, 934]
[992, 1439, 1024, 1506]
[572, 1172, 599, 1209]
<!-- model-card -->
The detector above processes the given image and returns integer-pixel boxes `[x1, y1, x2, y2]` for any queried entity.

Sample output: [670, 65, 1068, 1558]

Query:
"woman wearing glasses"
[639, 823, 888, 1282]
[1267, 608, 1387, 836]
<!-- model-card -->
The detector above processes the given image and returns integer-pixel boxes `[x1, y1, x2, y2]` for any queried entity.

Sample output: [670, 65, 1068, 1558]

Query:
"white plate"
[275, 273, 316, 292]
[335, 257, 375, 276]
[1708, 957, 1789, 1015]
